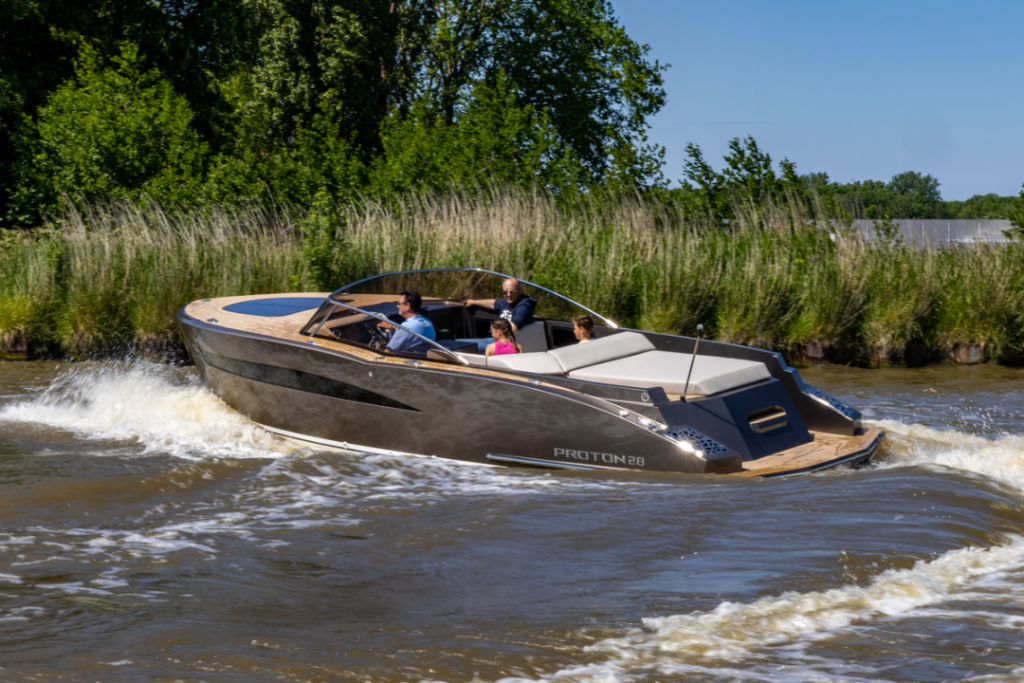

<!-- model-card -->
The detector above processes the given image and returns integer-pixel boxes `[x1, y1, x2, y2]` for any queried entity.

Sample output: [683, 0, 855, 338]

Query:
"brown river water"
[1, 359, 1024, 682]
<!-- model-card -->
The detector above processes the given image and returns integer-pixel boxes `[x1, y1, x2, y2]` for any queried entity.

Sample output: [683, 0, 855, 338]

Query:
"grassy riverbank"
[1, 190, 1022, 365]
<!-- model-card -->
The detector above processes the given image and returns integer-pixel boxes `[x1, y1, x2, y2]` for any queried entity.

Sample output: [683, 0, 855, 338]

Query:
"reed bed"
[1, 189, 1022, 365]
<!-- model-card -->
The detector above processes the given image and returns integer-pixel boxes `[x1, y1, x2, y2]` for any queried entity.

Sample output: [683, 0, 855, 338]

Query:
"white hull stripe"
[255, 423, 502, 467]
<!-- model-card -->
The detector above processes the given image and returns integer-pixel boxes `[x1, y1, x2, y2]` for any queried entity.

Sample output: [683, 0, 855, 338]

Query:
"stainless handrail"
[682, 324, 704, 402]
[308, 303, 339, 340]
[307, 298, 469, 366]
[321, 267, 617, 328]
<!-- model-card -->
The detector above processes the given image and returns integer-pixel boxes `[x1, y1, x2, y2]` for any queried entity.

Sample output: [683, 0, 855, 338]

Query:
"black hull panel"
[178, 317, 709, 474]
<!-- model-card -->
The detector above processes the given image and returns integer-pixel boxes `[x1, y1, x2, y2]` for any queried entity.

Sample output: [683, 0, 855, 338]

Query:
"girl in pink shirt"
[486, 319, 522, 356]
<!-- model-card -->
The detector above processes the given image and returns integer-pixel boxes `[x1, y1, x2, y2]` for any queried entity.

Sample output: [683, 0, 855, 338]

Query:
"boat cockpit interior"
[296, 269, 770, 400]
[301, 269, 604, 356]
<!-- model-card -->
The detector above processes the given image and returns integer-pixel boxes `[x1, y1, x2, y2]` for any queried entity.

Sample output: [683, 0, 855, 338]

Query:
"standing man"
[464, 278, 537, 353]
[380, 290, 435, 355]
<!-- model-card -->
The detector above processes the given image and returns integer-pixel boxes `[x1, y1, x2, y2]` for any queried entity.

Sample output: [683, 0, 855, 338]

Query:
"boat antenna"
[682, 324, 703, 402]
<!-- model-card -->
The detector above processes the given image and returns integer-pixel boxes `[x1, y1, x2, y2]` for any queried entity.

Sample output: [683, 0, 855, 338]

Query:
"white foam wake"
[511, 535, 1024, 682]
[869, 419, 1024, 493]
[0, 361, 633, 497]
[0, 361, 289, 459]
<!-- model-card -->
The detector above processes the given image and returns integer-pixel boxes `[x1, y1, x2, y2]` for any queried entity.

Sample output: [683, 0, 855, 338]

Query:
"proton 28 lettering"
[553, 448, 645, 467]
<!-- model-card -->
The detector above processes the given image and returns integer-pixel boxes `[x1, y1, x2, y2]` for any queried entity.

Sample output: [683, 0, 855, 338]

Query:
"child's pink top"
[492, 341, 519, 356]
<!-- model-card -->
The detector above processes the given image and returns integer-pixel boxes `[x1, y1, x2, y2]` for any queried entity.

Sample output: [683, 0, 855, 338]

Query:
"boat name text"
[553, 448, 644, 467]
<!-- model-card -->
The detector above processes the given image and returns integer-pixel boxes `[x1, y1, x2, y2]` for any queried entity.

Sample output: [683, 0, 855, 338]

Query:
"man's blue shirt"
[386, 314, 435, 355]
[495, 295, 536, 329]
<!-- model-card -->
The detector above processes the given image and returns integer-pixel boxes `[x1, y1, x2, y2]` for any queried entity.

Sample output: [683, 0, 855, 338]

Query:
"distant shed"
[851, 219, 1016, 247]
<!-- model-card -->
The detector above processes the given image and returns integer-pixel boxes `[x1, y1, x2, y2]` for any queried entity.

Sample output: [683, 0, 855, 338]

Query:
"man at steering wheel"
[378, 290, 435, 355]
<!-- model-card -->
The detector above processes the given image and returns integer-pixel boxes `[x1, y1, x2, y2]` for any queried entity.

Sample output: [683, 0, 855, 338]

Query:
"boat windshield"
[300, 268, 615, 359]
[300, 297, 467, 364]
[331, 269, 610, 323]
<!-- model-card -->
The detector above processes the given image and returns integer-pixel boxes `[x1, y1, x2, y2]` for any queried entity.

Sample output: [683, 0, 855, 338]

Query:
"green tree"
[0, 0, 255, 222]
[231, 0, 430, 159]
[823, 173, 947, 220]
[1006, 184, 1024, 240]
[370, 72, 582, 194]
[801, 172, 831, 194]
[945, 193, 1020, 219]
[886, 170, 942, 218]
[11, 43, 209, 217]
[413, 0, 667, 185]
[681, 136, 801, 220]
[233, 0, 667, 191]
[888, 170, 941, 200]
[602, 129, 667, 195]
[859, 181, 897, 218]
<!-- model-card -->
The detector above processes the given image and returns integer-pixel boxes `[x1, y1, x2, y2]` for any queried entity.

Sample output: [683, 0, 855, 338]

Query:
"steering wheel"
[364, 319, 393, 351]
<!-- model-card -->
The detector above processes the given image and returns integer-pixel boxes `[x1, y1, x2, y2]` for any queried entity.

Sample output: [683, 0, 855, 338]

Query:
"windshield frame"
[319, 267, 616, 327]
[307, 297, 469, 366]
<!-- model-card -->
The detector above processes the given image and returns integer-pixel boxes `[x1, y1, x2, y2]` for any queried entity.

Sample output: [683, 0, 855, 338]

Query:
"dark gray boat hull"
[177, 298, 881, 476]
[178, 313, 720, 473]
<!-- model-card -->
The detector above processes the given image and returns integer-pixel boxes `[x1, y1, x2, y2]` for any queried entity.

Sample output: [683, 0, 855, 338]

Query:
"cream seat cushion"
[486, 352, 565, 374]
[456, 352, 489, 367]
[567, 350, 770, 396]
[547, 331, 655, 373]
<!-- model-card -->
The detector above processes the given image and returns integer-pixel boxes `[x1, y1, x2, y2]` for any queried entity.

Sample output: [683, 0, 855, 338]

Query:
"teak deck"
[734, 428, 883, 477]
[185, 294, 569, 385]
[185, 294, 882, 477]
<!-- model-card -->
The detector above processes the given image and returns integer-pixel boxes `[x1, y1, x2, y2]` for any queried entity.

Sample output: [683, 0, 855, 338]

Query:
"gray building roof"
[851, 219, 1017, 247]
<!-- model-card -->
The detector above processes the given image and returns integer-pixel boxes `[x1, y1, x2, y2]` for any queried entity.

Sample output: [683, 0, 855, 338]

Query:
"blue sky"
[612, 0, 1024, 200]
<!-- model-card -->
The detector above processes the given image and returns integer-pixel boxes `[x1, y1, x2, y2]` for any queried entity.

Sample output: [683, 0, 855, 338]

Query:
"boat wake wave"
[514, 534, 1024, 683]
[0, 361, 628, 497]
[869, 419, 1024, 493]
[0, 361, 289, 460]
[486, 419, 1024, 683]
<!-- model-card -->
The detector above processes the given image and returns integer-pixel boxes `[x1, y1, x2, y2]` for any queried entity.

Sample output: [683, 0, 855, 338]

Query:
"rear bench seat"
[567, 351, 770, 396]
[482, 330, 653, 374]
[466, 331, 770, 397]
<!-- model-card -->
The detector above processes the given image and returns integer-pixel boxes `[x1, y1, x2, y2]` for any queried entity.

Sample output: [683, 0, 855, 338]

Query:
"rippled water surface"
[2, 360, 1024, 682]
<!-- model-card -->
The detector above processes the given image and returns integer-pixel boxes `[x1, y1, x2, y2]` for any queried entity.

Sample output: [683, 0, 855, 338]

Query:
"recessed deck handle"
[748, 406, 788, 434]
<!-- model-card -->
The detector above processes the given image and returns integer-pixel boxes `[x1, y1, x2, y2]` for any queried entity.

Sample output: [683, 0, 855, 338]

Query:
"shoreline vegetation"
[1, 189, 1022, 368]
[5, 4, 1022, 373]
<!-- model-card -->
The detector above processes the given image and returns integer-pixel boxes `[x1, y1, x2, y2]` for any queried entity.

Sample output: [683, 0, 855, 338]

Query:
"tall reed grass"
[1, 189, 1021, 365]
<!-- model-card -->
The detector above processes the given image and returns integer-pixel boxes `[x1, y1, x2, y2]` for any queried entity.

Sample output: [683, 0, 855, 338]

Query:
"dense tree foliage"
[2, 0, 668, 224]
[945, 192, 1022, 221]
[1006, 184, 1024, 239]
[800, 171, 1020, 220]
[369, 73, 584, 193]
[829, 171, 943, 219]
[11, 44, 208, 215]
[0, 0, 255, 217]
[676, 143, 1021, 223]
[680, 137, 802, 220]
[2, 1, 1019, 227]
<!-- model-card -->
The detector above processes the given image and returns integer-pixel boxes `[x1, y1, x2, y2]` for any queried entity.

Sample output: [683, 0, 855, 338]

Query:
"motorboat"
[176, 268, 883, 476]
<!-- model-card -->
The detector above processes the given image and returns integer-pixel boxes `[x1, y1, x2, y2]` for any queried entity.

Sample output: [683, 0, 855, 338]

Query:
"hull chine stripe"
[486, 453, 595, 470]
[256, 424, 502, 467]
[203, 350, 416, 411]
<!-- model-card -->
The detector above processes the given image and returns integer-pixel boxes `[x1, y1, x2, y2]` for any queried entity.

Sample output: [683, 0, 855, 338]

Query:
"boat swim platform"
[731, 428, 883, 477]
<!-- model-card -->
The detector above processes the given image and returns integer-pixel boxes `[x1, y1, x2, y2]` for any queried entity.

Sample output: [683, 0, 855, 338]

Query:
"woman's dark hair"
[490, 319, 516, 345]
[400, 290, 423, 312]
